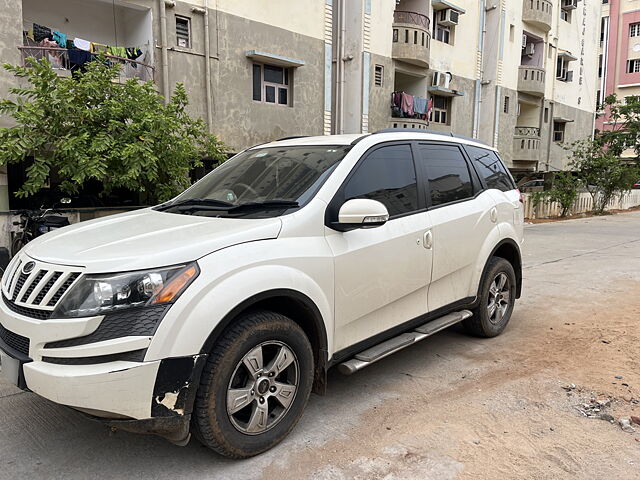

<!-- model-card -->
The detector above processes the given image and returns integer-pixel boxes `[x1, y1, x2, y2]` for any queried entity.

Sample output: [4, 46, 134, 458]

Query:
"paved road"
[1, 212, 640, 479]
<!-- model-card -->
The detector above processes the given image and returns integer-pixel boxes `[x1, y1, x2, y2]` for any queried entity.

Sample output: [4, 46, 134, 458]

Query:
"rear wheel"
[11, 235, 27, 257]
[192, 310, 314, 458]
[463, 257, 516, 337]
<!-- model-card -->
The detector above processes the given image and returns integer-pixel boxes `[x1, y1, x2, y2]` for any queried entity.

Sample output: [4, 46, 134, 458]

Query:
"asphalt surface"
[1, 211, 640, 479]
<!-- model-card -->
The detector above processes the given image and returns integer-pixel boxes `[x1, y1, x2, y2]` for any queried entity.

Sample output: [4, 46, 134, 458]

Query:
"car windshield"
[157, 145, 350, 217]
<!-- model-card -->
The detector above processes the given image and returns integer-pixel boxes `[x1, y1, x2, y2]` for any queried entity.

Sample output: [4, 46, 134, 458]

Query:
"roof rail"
[371, 128, 488, 146]
[350, 134, 370, 145]
[275, 135, 309, 141]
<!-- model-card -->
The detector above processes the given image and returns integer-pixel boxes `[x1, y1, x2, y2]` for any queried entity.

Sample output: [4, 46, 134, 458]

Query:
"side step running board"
[337, 310, 472, 375]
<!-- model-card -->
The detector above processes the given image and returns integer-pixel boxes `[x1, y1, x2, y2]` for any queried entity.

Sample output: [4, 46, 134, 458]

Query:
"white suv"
[0, 131, 523, 458]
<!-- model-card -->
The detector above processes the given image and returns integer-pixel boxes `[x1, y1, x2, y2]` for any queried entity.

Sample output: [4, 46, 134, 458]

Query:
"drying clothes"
[392, 92, 402, 108]
[52, 31, 67, 49]
[66, 39, 74, 49]
[126, 47, 143, 60]
[401, 92, 414, 116]
[413, 96, 427, 115]
[91, 42, 109, 54]
[107, 46, 127, 58]
[68, 48, 94, 74]
[73, 37, 91, 51]
[33, 23, 52, 42]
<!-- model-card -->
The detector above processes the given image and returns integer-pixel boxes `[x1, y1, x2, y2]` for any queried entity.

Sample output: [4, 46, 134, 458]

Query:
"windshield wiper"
[156, 198, 235, 211]
[227, 200, 300, 213]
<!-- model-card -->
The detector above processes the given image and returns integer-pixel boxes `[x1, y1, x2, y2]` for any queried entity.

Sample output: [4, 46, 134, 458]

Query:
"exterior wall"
[598, 0, 640, 155]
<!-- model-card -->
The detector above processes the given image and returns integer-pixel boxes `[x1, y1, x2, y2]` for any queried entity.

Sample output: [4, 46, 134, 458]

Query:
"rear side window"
[466, 146, 515, 192]
[344, 144, 418, 217]
[418, 144, 474, 207]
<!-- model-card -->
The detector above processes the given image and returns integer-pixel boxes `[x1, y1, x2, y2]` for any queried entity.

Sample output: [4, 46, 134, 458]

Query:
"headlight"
[53, 263, 199, 318]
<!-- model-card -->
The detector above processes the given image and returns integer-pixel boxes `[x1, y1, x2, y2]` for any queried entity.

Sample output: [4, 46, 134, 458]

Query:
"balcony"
[513, 127, 541, 164]
[392, 11, 431, 68]
[388, 117, 430, 130]
[522, 0, 552, 32]
[18, 46, 154, 83]
[518, 66, 545, 96]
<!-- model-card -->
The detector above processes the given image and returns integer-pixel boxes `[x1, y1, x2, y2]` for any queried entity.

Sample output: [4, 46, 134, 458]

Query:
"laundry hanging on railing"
[391, 92, 430, 120]
[22, 20, 147, 63]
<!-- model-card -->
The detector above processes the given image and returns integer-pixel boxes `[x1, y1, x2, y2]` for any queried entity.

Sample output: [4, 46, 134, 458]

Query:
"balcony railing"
[515, 126, 540, 137]
[393, 10, 430, 30]
[522, 0, 552, 31]
[18, 46, 154, 82]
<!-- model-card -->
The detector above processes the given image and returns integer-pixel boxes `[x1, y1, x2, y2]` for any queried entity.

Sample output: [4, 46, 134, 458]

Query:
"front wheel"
[463, 257, 516, 337]
[192, 311, 314, 458]
[11, 235, 28, 257]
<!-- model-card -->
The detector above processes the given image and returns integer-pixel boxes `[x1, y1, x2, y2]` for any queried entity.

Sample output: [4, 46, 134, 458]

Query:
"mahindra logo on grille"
[22, 261, 35, 274]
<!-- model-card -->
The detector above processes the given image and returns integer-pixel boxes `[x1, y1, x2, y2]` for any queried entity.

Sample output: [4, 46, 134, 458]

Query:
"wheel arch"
[481, 238, 523, 299]
[199, 289, 329, 395]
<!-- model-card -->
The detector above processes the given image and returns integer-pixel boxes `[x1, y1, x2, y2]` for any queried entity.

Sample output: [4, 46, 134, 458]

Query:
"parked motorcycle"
[11, 198, 72, 256]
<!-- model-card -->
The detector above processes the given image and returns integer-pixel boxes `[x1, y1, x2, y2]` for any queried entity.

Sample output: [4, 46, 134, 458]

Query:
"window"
[434, 24, 451, 44]
[176, 16, 191, 48]
[503, 96, 510, 114]
[374, 65, 384, 87]
[509, 24, 515, 42]
[598, 54, 603, 78]
[467, 146, 514, 192]
[252, 63, 291, 106]
[393, 28, 399, 43]
[627, 59, 640, 73]
[553, 121, 566, 142]
[556, 57, 572, 81]
[344, 145, 418, 217]
[419, 145, 473, 206]
[631, 23, 640, 37]
[430, 95, 449, 125]
[544, 107, 549, 123]
[560, 9, 571, 23]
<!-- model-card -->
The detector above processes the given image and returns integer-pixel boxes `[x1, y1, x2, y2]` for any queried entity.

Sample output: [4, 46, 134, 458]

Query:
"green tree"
[567, 137, 638, 214]
[0, 57, 226, 203]
[532, 171, 579, 217]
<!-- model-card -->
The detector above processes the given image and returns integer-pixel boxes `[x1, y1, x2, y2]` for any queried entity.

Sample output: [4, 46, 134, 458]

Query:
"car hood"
[24, 208, 283, 272]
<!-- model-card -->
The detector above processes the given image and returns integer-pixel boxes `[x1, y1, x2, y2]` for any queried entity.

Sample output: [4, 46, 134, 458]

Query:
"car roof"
[253, 132, 498, 152]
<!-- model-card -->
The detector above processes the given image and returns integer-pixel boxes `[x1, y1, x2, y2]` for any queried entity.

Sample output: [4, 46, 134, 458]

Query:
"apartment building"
[597, 0, 640, 160]
[0, 0, 601, 215]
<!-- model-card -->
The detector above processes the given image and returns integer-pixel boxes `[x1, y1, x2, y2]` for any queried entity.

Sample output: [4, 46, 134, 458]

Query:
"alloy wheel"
[226, 341, 299, 435]
[487, 272, 511, 325]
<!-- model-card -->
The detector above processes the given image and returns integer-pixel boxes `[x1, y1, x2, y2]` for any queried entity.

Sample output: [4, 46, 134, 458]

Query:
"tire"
[463, 257, 517, 338]
[192, 310, 314, 458]
[11, 236, 27, 257]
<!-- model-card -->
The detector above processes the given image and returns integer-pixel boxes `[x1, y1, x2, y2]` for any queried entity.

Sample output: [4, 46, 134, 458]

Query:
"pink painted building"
[597, 0, 640, 149]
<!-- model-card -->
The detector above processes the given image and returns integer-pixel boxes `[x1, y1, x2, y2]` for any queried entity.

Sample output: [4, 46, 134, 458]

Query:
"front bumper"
[0, 296, 206, 426]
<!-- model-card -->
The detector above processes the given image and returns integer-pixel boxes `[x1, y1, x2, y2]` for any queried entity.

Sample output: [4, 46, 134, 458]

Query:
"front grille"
[1, 255, 83, 319]
[0, 322, 30, 356]
[3, 295, 51, 320]
[47, 273, 80, 307]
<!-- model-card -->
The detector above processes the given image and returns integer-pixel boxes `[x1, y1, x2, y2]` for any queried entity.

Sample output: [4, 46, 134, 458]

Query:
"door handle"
[423, 230, 433, 250]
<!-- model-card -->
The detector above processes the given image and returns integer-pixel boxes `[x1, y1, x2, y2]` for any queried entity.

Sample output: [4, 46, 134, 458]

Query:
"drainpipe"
[338, 0, 347, 134]
[193, 3, 213, 133]
[159, 0, 171, 104]
[473, 0, 487, 139]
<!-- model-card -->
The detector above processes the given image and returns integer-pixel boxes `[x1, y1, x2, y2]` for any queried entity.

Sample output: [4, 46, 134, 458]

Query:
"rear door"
[465, 146, 524, 241]
[416, 142, 496, 311]
[327, 143, 433, 351]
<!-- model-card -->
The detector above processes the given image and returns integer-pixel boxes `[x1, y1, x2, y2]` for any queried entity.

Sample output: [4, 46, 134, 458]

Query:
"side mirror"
[336, 199, 389, 231]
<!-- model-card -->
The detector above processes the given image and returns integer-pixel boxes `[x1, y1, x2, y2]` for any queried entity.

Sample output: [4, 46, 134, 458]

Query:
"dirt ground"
[1, 212, 639, 479]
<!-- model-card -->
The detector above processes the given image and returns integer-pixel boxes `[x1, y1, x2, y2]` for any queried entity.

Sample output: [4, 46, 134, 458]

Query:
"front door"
[326, 143, 433, 351]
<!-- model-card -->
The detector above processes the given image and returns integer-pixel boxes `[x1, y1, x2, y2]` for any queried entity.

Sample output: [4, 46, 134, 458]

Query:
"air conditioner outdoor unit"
[565, 70, 574, 82]
[561, 0, 578, 10]
[439, 9, 459, 26]
[443, 71, 452, 89]
[525, 43, 535, 56]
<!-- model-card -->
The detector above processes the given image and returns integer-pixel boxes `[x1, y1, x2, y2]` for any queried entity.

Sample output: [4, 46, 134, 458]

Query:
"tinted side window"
[466, 146, 515, 192]
[418, 144, 473, 206]
[344, 144, 418, 217]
